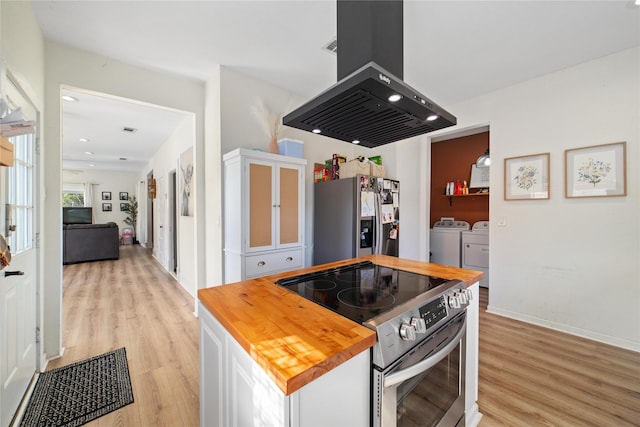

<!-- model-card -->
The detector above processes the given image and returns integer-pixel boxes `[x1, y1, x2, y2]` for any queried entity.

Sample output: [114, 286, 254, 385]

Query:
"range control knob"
[461, 288, 473, 301]
[411, 317, 427, 333]
[447, 293, 461, 309]
[456, 290, 468, 305]
[399, 323, 417, 341]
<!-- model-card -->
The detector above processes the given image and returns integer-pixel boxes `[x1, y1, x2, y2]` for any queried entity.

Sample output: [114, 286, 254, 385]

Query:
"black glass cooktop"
[276, 261, 450, 323]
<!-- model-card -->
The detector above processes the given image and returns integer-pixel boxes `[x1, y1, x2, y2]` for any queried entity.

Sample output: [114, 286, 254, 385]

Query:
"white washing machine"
[429, 218, 470, 267]
[462, 221, 490, 287]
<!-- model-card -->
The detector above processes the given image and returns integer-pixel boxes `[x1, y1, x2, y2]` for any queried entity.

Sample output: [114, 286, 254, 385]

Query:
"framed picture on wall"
[565, 141, 626, 198]
[504, 153, 550, 200]
[120, 203, 128, 212]
[119, 192, 128, 201]
[102, 203, 112, 212]
[102, 191, 111, 201]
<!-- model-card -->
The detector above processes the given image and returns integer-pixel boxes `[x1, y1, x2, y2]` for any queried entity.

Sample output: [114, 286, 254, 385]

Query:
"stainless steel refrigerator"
[313, 175, 399, 265]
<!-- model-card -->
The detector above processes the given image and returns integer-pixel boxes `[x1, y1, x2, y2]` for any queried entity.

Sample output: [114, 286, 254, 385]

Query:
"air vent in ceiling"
[322, 37, 337, 55]
[121, 126, 137, 133]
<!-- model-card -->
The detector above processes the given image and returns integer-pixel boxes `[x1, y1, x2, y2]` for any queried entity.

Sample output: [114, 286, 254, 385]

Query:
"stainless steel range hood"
[283, 0, 456, 148]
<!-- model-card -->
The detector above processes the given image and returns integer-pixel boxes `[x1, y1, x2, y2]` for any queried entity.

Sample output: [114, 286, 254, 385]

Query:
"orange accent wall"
[430, 132, 490, 228]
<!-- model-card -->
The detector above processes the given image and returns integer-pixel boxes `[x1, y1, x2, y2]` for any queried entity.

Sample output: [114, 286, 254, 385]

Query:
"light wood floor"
[52, 245, 199, 426]
[477, 287, 640, 426]
[54, 248, 639, 426]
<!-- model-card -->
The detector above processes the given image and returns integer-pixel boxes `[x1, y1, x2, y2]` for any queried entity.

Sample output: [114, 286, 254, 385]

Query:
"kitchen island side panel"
[313, 178, 358, 265]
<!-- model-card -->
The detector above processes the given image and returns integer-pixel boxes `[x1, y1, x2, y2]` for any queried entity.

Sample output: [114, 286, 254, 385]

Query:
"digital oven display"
[419, 296, 448, 329]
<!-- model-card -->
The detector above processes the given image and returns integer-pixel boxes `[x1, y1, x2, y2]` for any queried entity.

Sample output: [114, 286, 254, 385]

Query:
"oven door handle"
[384, 317, 466, 388]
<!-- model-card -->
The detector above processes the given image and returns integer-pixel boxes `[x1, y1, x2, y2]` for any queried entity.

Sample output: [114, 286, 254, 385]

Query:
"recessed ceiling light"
[352, 140, 360, 145]
[427, 115, 438, 121]
[312, 129, 322, 134]
[79, 138, 90, 142]
[388, 94, 402, 102]
[84, 151, 94, 155]
[88, 163, 96, 167]
[62, 95, 78, 102]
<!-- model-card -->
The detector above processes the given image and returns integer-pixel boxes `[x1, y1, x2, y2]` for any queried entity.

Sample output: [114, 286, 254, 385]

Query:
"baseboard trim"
[465, 403, 483, 427]
[487, 305, 640, 352]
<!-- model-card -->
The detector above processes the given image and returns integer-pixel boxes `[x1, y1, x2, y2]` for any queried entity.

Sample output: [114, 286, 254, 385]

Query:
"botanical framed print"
[102, 203, 112, 212]
[504, 153, 550, 200]
[565, 142, 626, 198]
[119, 192, 128, 201]
[102, 191, 111, 200]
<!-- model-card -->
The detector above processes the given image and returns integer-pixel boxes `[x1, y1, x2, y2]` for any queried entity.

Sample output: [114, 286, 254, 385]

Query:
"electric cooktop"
[276, 261, 450, 323]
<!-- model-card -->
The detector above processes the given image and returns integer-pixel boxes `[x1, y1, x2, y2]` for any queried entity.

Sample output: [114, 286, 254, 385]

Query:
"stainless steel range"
[277, 261, 471, 427]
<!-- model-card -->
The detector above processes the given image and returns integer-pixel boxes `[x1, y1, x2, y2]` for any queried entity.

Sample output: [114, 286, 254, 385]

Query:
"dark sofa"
[63, 222, 120, 264]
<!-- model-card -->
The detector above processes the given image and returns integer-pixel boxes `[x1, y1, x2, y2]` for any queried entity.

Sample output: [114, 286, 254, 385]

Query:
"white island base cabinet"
[199, 302, 370, 427]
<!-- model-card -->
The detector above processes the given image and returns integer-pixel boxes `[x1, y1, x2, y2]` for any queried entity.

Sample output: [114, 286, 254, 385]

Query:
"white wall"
[216, 66, 370, 270]
[429, 47, 640, 350]
[44, 41, 205, 358]
[63, 169, 138, 229]
[1, 1, 48, 363]
[141, 115, 198, 297]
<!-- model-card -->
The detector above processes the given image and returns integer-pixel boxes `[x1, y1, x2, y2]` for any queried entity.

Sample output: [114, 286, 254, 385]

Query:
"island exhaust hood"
[283, 0, 456, 148]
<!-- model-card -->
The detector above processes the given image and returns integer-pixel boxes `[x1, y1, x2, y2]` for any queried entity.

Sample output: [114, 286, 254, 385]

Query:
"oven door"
[373, 312, 466, 427]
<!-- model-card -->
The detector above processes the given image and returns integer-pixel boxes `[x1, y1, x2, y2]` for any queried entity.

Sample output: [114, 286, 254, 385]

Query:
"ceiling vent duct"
[283, 0, 456, 148]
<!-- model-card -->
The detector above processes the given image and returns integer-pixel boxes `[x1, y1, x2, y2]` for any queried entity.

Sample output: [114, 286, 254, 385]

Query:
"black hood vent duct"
[283, 0, 456, 148]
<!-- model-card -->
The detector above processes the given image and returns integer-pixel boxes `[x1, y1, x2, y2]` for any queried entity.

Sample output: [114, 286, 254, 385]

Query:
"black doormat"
[20, 348, 134, 427]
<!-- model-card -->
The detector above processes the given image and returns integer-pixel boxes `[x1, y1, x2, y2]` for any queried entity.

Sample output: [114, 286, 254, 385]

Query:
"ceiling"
[61, 89, 190, 173]
[32, 1, 640, 173]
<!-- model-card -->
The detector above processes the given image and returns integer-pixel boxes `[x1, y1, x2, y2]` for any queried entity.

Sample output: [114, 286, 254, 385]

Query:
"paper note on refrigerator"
[381, 205, 395, 223]
[361, 191, 375, 217]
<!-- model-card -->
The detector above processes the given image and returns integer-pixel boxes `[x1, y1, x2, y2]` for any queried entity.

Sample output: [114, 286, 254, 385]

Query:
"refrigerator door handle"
[374, 192, 382, 255]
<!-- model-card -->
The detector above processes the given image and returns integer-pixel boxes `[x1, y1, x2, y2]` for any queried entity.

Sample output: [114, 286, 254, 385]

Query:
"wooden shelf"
[443, 192, 489, 205]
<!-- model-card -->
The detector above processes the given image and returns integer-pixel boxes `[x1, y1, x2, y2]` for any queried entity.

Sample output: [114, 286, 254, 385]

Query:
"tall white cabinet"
[223, 148, 306, 283]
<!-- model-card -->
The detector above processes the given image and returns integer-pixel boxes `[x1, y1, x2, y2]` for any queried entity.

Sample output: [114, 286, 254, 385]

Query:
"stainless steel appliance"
[313, 175, 399, 265]
[277, 261, 471, 427]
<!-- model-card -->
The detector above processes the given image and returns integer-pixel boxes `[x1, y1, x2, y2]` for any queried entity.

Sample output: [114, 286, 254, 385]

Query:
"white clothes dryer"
[462, 221, 490, 287]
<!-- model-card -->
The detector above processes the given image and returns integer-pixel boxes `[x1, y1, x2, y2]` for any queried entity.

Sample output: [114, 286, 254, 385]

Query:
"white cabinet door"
[275, 163, 304, 249]
[199, 307, 225, 427]
[245, 159, 276, 252]
[228, 342, 289, 427]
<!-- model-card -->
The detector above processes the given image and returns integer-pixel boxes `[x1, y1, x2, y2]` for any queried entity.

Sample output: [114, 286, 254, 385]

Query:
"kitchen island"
[198, 255, 484, 426]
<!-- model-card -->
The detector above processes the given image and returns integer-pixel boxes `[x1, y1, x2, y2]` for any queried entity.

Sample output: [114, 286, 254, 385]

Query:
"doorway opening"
[429, 125, 490, 291]
[146, 171, 154, 249]
[169, 170, 178, 276]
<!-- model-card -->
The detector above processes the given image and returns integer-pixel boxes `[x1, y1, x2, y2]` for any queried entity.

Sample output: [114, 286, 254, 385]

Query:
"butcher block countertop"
[197, 255, 483, 395]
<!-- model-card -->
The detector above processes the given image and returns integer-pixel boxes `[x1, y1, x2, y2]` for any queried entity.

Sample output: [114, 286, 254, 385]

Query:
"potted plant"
[123, 195, 138, 244]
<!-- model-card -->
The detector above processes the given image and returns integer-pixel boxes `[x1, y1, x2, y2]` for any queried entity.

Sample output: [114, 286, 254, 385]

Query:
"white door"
[0, 80, 39, 427]
[154, 175, 165, 266]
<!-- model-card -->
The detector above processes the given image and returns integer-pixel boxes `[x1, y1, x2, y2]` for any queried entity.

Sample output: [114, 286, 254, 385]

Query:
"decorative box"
[277, 139, 304, 158]
[339, 159, 369, 179]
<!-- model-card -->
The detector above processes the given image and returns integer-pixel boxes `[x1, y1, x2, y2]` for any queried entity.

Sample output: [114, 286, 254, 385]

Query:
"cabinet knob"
[257, 261, 266, 267]
[285, 257, 293, 262]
